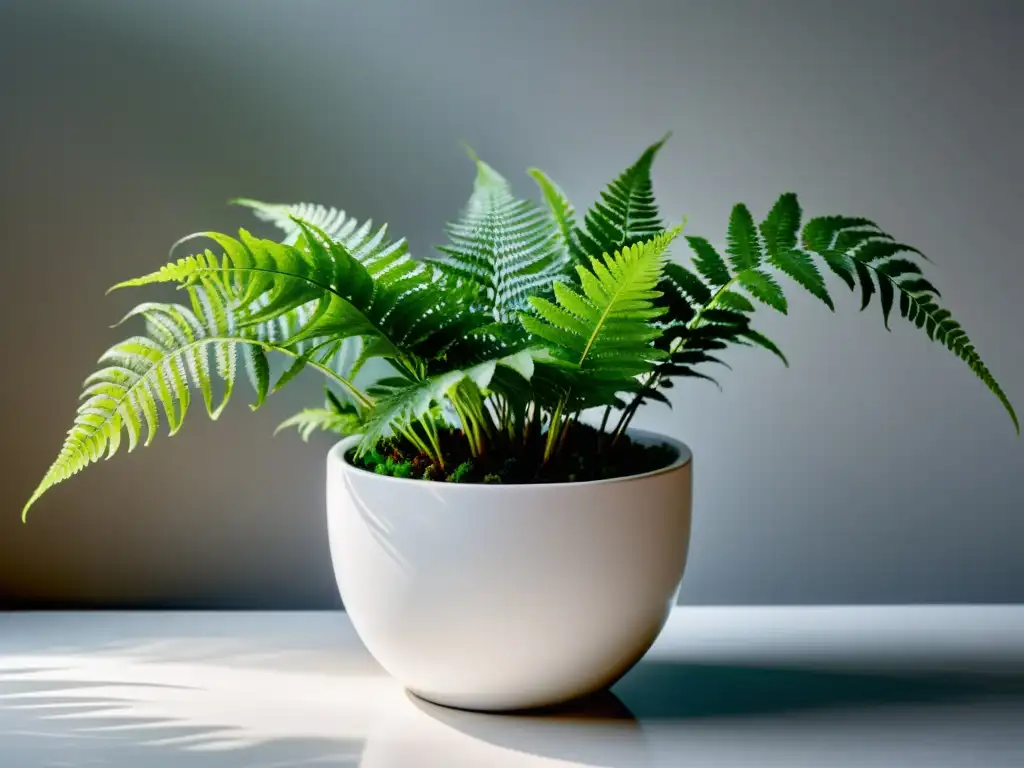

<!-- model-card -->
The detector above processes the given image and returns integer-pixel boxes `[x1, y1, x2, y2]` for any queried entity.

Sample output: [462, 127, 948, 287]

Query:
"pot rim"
[328, 427, 691, 491]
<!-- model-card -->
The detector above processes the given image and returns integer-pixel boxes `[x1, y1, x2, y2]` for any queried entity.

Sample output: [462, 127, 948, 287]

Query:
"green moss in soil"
[348, 422, 677, 484]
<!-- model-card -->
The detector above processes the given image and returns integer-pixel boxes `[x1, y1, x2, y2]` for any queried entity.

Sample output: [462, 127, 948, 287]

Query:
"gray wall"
[1, 0, 1021, 608]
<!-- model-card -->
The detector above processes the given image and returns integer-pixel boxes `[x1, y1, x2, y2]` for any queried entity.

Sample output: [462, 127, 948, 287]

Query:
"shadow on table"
[614, 657, 1024, 720]
[409, 657, 1024, 766]
[407, 688, 646, 767]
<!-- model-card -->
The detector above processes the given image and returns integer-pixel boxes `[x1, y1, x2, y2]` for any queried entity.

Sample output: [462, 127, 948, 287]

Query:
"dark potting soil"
[348, 423, 677, 484]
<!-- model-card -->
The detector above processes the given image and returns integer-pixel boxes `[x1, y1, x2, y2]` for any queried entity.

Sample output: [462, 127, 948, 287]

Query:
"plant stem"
[543, 399, 566, 464]
[557, 411, 578, 455]
[399, 425, 433, 463]
[611, 398, 636, 443]
[612, 273, 746, 444]
[425, 419, 445, 468]
[455, 399, 472, 447]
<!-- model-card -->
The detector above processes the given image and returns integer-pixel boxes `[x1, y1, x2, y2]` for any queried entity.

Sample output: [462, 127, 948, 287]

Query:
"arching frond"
[22, 284, 344, 519]
[801, 212, 1018, 433]
[645, 193, 1016, 434]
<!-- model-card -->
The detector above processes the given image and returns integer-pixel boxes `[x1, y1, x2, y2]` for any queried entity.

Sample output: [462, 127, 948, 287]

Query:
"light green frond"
[275, 409, 356, 441]
[528, 168, 577, 266]
[521, 229, 680, 396]
[276, 389, 365, 442]
[21, 285, 308, 520]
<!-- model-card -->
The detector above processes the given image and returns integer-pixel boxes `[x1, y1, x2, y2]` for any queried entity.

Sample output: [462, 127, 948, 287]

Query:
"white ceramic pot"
[326, 429, 692, 712]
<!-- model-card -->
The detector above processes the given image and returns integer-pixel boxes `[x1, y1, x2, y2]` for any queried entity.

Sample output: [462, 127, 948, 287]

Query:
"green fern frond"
[431, 154, 566, 321]
[113, 223, 490, 375]
[801, 214, 1018, 432]
[234, 201, 440, 364]
[655, 195, 1015, 432]
[571, 135, 669, 269]
[521, 229, 680, 394]
[21, 284, 325, 520]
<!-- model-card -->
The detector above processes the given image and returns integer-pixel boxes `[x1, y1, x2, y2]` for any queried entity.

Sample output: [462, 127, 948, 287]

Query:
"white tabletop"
[1, 607, 1022, 767]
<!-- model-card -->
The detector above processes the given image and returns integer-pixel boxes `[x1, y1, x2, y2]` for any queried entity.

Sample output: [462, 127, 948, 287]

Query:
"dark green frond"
[801, 216, 880, 252]
[662, 262, 712, 307]
[759, 193, 833, 310]
[572, 136, 669, 267]
[685, 236, 731, 288]
[802, 214, 1017, 432]
[737, 328, 789, 367]
[738, 269, 788, 313]
[716, 291, 756, 313]
[768, 248, 833, 311]
[759, 193, 801, 256]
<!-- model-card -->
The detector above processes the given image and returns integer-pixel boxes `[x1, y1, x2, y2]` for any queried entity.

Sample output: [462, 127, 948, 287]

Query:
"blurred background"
[1, 0, 1021, 608]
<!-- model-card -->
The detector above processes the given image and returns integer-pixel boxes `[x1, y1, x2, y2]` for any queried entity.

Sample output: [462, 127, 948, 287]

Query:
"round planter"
[326, 429, 693, 712]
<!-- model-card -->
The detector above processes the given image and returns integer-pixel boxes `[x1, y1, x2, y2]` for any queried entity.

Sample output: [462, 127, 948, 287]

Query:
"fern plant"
[22, 138, 1017, 519]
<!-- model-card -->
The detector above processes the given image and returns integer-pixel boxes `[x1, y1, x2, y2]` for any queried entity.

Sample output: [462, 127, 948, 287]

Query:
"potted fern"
[23, 137, 1016, 712]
